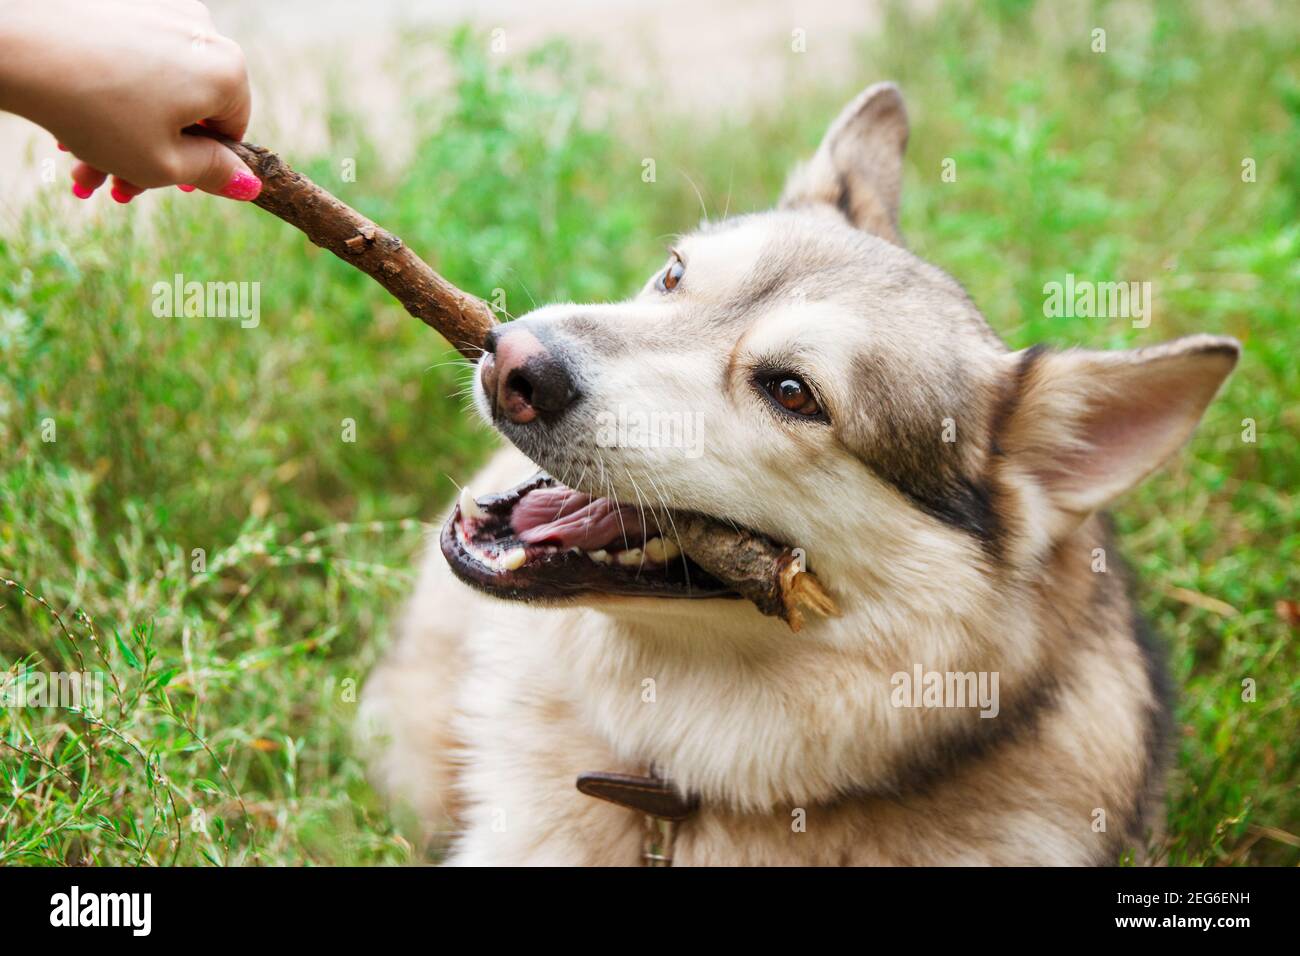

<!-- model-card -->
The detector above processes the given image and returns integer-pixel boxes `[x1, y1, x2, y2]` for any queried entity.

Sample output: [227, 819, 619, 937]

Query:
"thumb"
[171, 135, 262, 201]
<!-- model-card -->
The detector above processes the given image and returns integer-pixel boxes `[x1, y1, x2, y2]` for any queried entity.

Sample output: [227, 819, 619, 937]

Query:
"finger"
[199, 41, 252, 142]
[109, 177, 146, 204]
[171, 134, 261, 201]
[70, 162, 108, 199]
[203, 95, 251, 144]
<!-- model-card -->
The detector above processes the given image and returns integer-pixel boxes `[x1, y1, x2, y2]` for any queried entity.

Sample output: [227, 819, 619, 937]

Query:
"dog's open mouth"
[441, 473, 734, 602]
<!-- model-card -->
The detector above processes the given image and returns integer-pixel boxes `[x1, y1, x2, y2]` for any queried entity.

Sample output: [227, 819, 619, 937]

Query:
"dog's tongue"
[510, 487, 643, 550]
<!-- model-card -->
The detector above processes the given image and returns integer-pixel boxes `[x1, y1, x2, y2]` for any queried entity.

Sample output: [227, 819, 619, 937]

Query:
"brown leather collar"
[576, 770, 698, 821]
[576, 770, 698, 865]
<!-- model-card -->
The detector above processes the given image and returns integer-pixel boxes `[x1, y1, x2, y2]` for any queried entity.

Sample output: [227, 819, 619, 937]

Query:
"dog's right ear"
[995, 334, 1240, 541]
[779, 82, 909, 245]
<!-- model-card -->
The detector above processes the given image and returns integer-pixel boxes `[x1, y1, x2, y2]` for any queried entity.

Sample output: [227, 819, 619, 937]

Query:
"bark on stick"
[673, 515, 839, 631]
[208, 131, 496, 359]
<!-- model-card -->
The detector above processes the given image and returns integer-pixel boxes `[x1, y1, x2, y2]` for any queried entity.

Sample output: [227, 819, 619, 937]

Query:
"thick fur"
[358, 84, 1235, 865]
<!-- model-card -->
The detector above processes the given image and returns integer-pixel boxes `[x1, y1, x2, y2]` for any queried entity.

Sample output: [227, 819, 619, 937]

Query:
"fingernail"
[57, 142, 69, 152]
[72, 182, 94, 199]
[177, 184, 196, 192]
[220, 170, 262, 201]
[110, 185, 133, 204]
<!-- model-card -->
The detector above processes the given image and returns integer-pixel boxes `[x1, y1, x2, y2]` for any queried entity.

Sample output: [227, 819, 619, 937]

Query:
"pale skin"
[0, 0, 260, 202]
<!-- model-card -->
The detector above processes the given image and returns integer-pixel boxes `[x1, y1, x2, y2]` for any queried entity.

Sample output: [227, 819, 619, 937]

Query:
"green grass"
[2, 2, 1297, 865]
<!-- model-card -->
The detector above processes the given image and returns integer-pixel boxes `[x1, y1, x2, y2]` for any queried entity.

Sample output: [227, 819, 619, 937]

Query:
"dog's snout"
[483, 326, 578, 424]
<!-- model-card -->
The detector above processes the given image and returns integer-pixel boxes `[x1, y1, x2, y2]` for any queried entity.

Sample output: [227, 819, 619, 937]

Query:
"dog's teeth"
[587, 549, 611, 564]
[616, 547, 644, 567]
[458, 486, 486, 521]
[500, 547, 527, 571]
[643, 537, 681, 563]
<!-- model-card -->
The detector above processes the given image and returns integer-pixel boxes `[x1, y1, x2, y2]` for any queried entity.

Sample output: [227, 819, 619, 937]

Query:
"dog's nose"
[482, 325, 578, 424]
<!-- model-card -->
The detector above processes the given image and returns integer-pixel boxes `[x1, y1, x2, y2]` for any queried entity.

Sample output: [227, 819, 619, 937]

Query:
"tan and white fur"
[359, 83, 1238, 865]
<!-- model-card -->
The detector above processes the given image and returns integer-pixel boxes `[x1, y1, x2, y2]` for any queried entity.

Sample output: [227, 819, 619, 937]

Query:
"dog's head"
[445, 83, 1238, 629]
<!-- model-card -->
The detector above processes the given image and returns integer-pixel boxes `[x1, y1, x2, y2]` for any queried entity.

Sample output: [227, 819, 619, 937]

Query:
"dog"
[358, 82, 1238, 865]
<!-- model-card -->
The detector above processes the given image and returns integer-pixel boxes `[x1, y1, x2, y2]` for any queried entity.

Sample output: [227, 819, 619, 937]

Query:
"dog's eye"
[761, 374, 823, 418]
[657, 254, 685, 292]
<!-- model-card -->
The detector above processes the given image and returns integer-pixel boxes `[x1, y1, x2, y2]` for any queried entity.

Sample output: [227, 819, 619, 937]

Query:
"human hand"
[0, 0, 260, 202]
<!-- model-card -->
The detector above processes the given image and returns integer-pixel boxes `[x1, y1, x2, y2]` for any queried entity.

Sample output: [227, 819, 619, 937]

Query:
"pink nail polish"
[220, 170, 262, 201]
[72, 182, 93, 199]
[177, 184, 196, 192]
[110, 185, 133, 204]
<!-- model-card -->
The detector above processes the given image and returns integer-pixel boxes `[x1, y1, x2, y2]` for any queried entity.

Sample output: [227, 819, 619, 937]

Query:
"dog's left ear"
[995, 334, 1239, 537]
[779, 82, 909, 245]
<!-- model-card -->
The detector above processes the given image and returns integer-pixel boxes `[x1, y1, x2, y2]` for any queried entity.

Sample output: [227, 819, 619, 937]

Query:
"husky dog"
[359, 83, 1238, 865]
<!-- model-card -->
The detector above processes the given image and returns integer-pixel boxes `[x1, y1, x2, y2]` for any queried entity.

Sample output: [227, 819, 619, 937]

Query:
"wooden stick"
[200, 130, 497, 359]
[672, 515, 839, 631]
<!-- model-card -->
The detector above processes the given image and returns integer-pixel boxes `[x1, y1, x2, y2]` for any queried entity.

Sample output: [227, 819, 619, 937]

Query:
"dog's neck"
[557, 522, 1107, 812]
